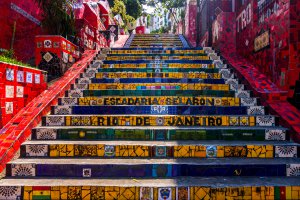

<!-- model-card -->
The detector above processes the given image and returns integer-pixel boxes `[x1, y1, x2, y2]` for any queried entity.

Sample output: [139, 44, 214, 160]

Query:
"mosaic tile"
[265, 129, 286, 140]
[69, 90, 83, 98]
[35, 74, 40, 84]
[54, 105, 72, 115]
[247, 106, 265, 115]
[158, 188, 172, 200]
[36, 129, 57, 140]
[5, 85, 14, 98]
[241, 98, 257, 106]
[104, 145, 115, 157]
[26, 72, 33, 83]
[11, 163, 36, 177]
[140, 187, 153, 200]
[78, 78, 91, 84]
[6, 68, 14, 81]
[275, 146, 297, 158]
[206, 145, 217, 157]
[235, 90, 250, 98]
[256, 116, 275, 126]
[155, 146, 167, 157]
[82, 168, 91, 177]
[61, 98, 77, 105]
[45, 116, 65, 126]
[44, 40, 52, 48]
[16, 86, 24, 98]
[287, 164, 300, 176]
[74, 83, 88, 90]
[176, 187, 189, 200]
[5, 102, 13, 114]
[26, 144, 48, 156]
[17, 70, 24, 82]
[0, 186, 21, 200]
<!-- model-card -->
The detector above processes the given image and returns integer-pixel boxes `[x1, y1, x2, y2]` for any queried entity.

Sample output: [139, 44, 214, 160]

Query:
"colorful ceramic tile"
[53, 42, 60, 48]
[241, 98, 257, 106]
[256, 116, 275, 126]
[16, 86, 24, 97]
[26, 72, 33, 83]
[43, 52, 53, 62]
[5, 102, 13, 114]
[155, 146, 167, 157]
[265, 129, 286, 140]
[17, 70, 24, 82]
[140, 187, 153, 200]
[26, 145, 48, 156]
[104, 145, 115, 157]
[37, 42, 42, 48]
[36, 129, 57, 140]
[35, 74, 40, 84]
[158, 188, 172, 200]
[82, 168, 91, 177]
[247, 106, 265, 115]
[44, 40, 52, 48]
[0, 186, 22, 200]
[45, 116, 64, 126]
[275, 146, 297, 158]
[206, 145, 217, 157]
[286, 164, 300, 176]
[6, 68, 14, 81]
[151, 106, 168, 114]
[11, 164, 36, 177]
[176, 187, 189, 200]
[5, 85, 14, 98]
[54, 106, 72, 115]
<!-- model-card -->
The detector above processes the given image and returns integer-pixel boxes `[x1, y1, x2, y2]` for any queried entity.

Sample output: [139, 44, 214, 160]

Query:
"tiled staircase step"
[51, 105, 265, 116]
[94, 72, 222, 79]
[42, 115, 277, 127]
[31, 127, 288, 141]
[67, 89, 237, 97]
[106, 56, 208, 61]
[1, 177, 300, 187]
[111, 47, 204, 51]
[106, 53, 207, 57]
[102, 60, 213, 64]
[6, 158, 300, 177]
[88, 78, 225, 84]
[58, 96, 258, 106]
[109, 50, 205, 54]
[20, 140, 299, 158]
[83, 83, 230, 91]
[97, 68, 218, 72]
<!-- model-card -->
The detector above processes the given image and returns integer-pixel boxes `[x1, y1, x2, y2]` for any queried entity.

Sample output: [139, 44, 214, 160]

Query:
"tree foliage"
[111, 0, 136, 28]
[35, 0, 76, 37]
[125, 0, 142, 19]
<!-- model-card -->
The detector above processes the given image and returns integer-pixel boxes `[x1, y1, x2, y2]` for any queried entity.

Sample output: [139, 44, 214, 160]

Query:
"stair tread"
[9, 158, 300, 165]
[23, 140, 298, 146]
[1, 177, 300, 187]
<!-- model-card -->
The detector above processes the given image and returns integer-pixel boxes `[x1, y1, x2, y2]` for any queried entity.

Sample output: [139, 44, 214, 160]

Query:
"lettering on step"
[236, 3, 252, 32]
[66, 116, 227, 126]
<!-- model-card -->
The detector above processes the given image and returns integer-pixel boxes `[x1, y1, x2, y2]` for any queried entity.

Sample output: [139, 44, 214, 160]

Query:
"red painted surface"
[184, 1, 197, 47]
[0, 0, 43, 62]
[235, 0, 300, 96]
[0, 50, 96, 173]
[136, 26, 146, 34]
[0, 62, 47, 129]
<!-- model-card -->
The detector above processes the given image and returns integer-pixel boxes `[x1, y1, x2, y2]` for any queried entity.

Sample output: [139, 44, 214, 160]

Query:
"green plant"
[0, 54, 35, 68]
[35, 0, 76, 37]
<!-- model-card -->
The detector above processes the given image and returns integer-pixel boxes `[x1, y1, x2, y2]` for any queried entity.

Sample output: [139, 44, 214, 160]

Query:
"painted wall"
[0, 0, 43, 62]
[185, 0, 197, 47]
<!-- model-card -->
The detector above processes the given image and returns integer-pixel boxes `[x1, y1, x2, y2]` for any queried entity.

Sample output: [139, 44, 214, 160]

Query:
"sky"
[143, 4, 155, 14]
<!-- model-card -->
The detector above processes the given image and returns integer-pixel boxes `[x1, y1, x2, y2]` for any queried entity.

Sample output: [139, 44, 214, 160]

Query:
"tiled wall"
[0, 62, 47, 128]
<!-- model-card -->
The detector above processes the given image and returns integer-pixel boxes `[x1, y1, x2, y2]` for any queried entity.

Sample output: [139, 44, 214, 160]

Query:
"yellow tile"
[286, 186, 292, 200]
[292, 191, 299, 199]
[217, 146, 224, 157]
[51, 191, 60, 200]
[49, 145, 59, 157]
[60, 186, 68, 199]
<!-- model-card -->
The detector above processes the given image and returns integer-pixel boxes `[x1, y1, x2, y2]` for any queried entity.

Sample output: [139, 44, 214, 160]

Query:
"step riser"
[89, 78, 225, 84]
[21, 144, 299, 158]
[51, 106, 265, 116]
[67, 90, 238, 98]
[103, 60, 214, 64]
[58, 97, 258, 106]
[0, 185, 298, 200]
[31, 128, 287, 141]
[6, 164, 296, 177]
[42, 115, 277, 127]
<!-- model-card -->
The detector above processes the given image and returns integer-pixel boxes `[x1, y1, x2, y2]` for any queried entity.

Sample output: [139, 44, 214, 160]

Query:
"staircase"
[0, 34, 300, 199]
